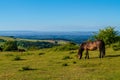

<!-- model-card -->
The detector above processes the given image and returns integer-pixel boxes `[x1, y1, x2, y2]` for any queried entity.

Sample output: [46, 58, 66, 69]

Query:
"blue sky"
[0, 0, 120, 31]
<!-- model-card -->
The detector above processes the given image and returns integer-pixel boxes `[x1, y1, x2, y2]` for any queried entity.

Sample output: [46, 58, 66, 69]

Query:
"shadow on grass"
[13, 59, 27, 61]
[106, 54, 120, 58]
[19, 66, 38, 71]
[88, 54, 120, 59]
[19, 68, 38, 71]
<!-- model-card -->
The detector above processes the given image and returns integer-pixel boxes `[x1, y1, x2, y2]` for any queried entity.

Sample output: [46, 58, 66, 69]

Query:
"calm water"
[0, 31, 95, 43]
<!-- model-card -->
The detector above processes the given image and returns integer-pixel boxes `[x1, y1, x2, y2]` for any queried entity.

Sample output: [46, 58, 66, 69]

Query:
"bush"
[93, 26, 119, 45]
[112, 44, 120, 51]
[3, 41, 18, 51]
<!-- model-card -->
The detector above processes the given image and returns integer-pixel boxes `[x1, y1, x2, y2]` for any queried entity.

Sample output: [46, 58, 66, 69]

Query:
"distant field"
[0, 36, 69, 43]
[0, 47, 120, 80]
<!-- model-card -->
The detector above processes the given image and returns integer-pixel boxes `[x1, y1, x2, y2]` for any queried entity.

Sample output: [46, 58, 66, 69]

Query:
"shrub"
[93, 26, 119, 45]
[3, 41, 18, 51]
[112, 44, 120, 51]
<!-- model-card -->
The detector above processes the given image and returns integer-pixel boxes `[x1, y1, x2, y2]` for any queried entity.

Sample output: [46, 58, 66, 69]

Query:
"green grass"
[0, 47, 120, 80]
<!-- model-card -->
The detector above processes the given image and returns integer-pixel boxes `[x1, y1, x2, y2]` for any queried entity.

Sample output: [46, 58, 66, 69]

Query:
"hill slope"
[0, 47, 120, 80]
[0, 36, 70, 50]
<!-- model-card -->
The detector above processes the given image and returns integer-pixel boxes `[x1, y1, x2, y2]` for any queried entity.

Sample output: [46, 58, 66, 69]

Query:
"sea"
[0, 31, 95, 44]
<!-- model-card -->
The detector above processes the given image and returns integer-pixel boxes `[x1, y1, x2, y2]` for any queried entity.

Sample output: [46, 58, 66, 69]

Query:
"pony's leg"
[85, 50, 89, 59]
[78, 51, 83, 59]
[101, 50, 103, 58]
[87, 50, 89, 59]
[101, 49, 105, 58]
[99, 49, 102, 58]
[99, 46, 105, 58]
[102, 48, 105, 58]
[87, 51, 89, 59]
[80, 53, 82, 59]
[85, 50, 87, 59]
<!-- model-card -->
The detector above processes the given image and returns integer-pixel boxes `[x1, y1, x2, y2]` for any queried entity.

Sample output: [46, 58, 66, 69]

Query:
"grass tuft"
[19, 66, 35, 71]
[62, 56, 72, 60]
[13, 56, 22, 61]
[62, 63, 69, 66]
[38, 52, 45, 55]
[73, 61, 77, 64]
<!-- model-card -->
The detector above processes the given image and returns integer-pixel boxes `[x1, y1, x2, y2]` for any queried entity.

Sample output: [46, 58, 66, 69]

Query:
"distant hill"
[0, 31, 94, 43]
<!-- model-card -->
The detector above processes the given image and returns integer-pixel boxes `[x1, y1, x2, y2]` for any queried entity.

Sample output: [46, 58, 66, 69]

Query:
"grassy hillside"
[0, 46, 120, 80]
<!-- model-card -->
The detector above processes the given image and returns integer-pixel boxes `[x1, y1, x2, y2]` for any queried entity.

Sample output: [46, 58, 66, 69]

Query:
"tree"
[93, 26, 119, 45]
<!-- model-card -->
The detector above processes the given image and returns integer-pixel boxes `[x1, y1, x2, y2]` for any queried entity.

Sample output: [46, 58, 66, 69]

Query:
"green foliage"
[0, 36, 68, 51]
[93, 26, 119, 45]
[28, 46, 39, 50]
[0, 39, 5, 42]
[53, 42, 79, 51]
[17, 40, 57, 50]
[112, 42, 120, 51]
[3, 41, 18, 51]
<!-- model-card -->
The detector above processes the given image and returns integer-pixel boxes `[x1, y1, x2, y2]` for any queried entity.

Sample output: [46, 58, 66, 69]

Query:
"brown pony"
[78, 40, 105, 59]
